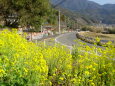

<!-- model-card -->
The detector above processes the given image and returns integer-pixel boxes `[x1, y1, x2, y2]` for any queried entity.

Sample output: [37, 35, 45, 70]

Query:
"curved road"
[55, 32, 78, 49]
[55, 32, 115, 60]
[55, 32, 93, 49]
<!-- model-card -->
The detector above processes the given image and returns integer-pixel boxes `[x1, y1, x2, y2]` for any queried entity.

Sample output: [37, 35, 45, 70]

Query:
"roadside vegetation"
[0, 0, 115, 86]
[79, 25, 115, 46]
[108, 28, 115, 34]
[81, 26, 104, 33]
[81, 25, 115, 34]
[79, 32, 115, 41]
[0, 29, 114, 86]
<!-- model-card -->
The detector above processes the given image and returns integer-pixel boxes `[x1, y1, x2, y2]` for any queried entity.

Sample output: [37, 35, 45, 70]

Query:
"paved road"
[55, 32, 95, 49]
[55, 32, 115, 60]
[55, 32, 77, 46]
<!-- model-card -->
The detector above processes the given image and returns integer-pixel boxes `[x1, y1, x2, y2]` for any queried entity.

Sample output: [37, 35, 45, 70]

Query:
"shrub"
[108, 27, 115, 34]
[81, 26, 104, 33]
[81, 26, 90, 31]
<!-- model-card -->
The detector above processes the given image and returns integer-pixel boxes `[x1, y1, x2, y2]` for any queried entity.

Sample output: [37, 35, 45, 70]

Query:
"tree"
[47, 9, 58, 25]
[0, 0, 54, 31]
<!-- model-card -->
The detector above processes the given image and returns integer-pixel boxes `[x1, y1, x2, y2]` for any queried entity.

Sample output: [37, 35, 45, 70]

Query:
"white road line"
[55, 32, 115, 61]
[55, 32, 100, 55]
[55, 33, 73, 50]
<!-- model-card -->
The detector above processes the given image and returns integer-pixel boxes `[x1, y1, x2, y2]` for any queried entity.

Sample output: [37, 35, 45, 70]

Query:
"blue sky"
[89, 0, 115, 5]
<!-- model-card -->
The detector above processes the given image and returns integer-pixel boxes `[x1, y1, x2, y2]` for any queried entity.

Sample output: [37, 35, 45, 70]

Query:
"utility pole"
[58, 10, 61, 34]
[52, 0, 67, 34]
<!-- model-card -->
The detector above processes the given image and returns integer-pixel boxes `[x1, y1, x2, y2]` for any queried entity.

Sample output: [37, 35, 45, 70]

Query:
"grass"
[32, 38, 56, 47]
[79, 32, 115, 41]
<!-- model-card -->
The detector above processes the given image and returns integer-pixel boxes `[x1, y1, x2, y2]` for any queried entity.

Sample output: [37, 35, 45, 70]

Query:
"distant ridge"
[51, 0, 115, 24]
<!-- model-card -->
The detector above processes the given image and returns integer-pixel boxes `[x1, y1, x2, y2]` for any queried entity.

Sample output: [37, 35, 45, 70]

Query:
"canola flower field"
[0, 29, 115, 86]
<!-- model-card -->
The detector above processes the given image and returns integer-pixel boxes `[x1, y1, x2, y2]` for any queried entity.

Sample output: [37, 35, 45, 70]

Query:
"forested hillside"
[52, 0, 115, 24]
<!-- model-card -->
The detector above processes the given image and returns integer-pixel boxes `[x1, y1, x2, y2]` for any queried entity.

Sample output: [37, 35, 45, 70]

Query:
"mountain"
[53, 0, 101, 11]
[51, 0, 115, 24]
[55, 6, 99, 25]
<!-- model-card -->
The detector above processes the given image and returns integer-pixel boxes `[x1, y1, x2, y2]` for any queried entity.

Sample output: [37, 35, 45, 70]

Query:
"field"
[0, 29, 115, 86]
[79, 32, 115, 41]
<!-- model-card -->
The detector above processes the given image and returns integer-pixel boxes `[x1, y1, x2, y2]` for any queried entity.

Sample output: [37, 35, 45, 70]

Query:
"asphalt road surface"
[55, 32, 77, 46]
[55, 32, 95, 49]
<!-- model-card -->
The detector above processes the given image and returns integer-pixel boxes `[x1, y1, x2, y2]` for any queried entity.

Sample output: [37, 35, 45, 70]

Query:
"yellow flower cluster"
[40, 44, 72, 85]
[0, 29, 115, 86]
[0, 29, 48, 85]
[0, 29, 73, 86]
[71, 42, 115, 86]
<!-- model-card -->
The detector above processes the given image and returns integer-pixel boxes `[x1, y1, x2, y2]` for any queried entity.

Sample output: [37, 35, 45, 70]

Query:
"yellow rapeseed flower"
[59, 77, 64, 80]
[24, 68, 28, 73]
[91, 82, 95, 86]
[85, 71, 90, 76]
